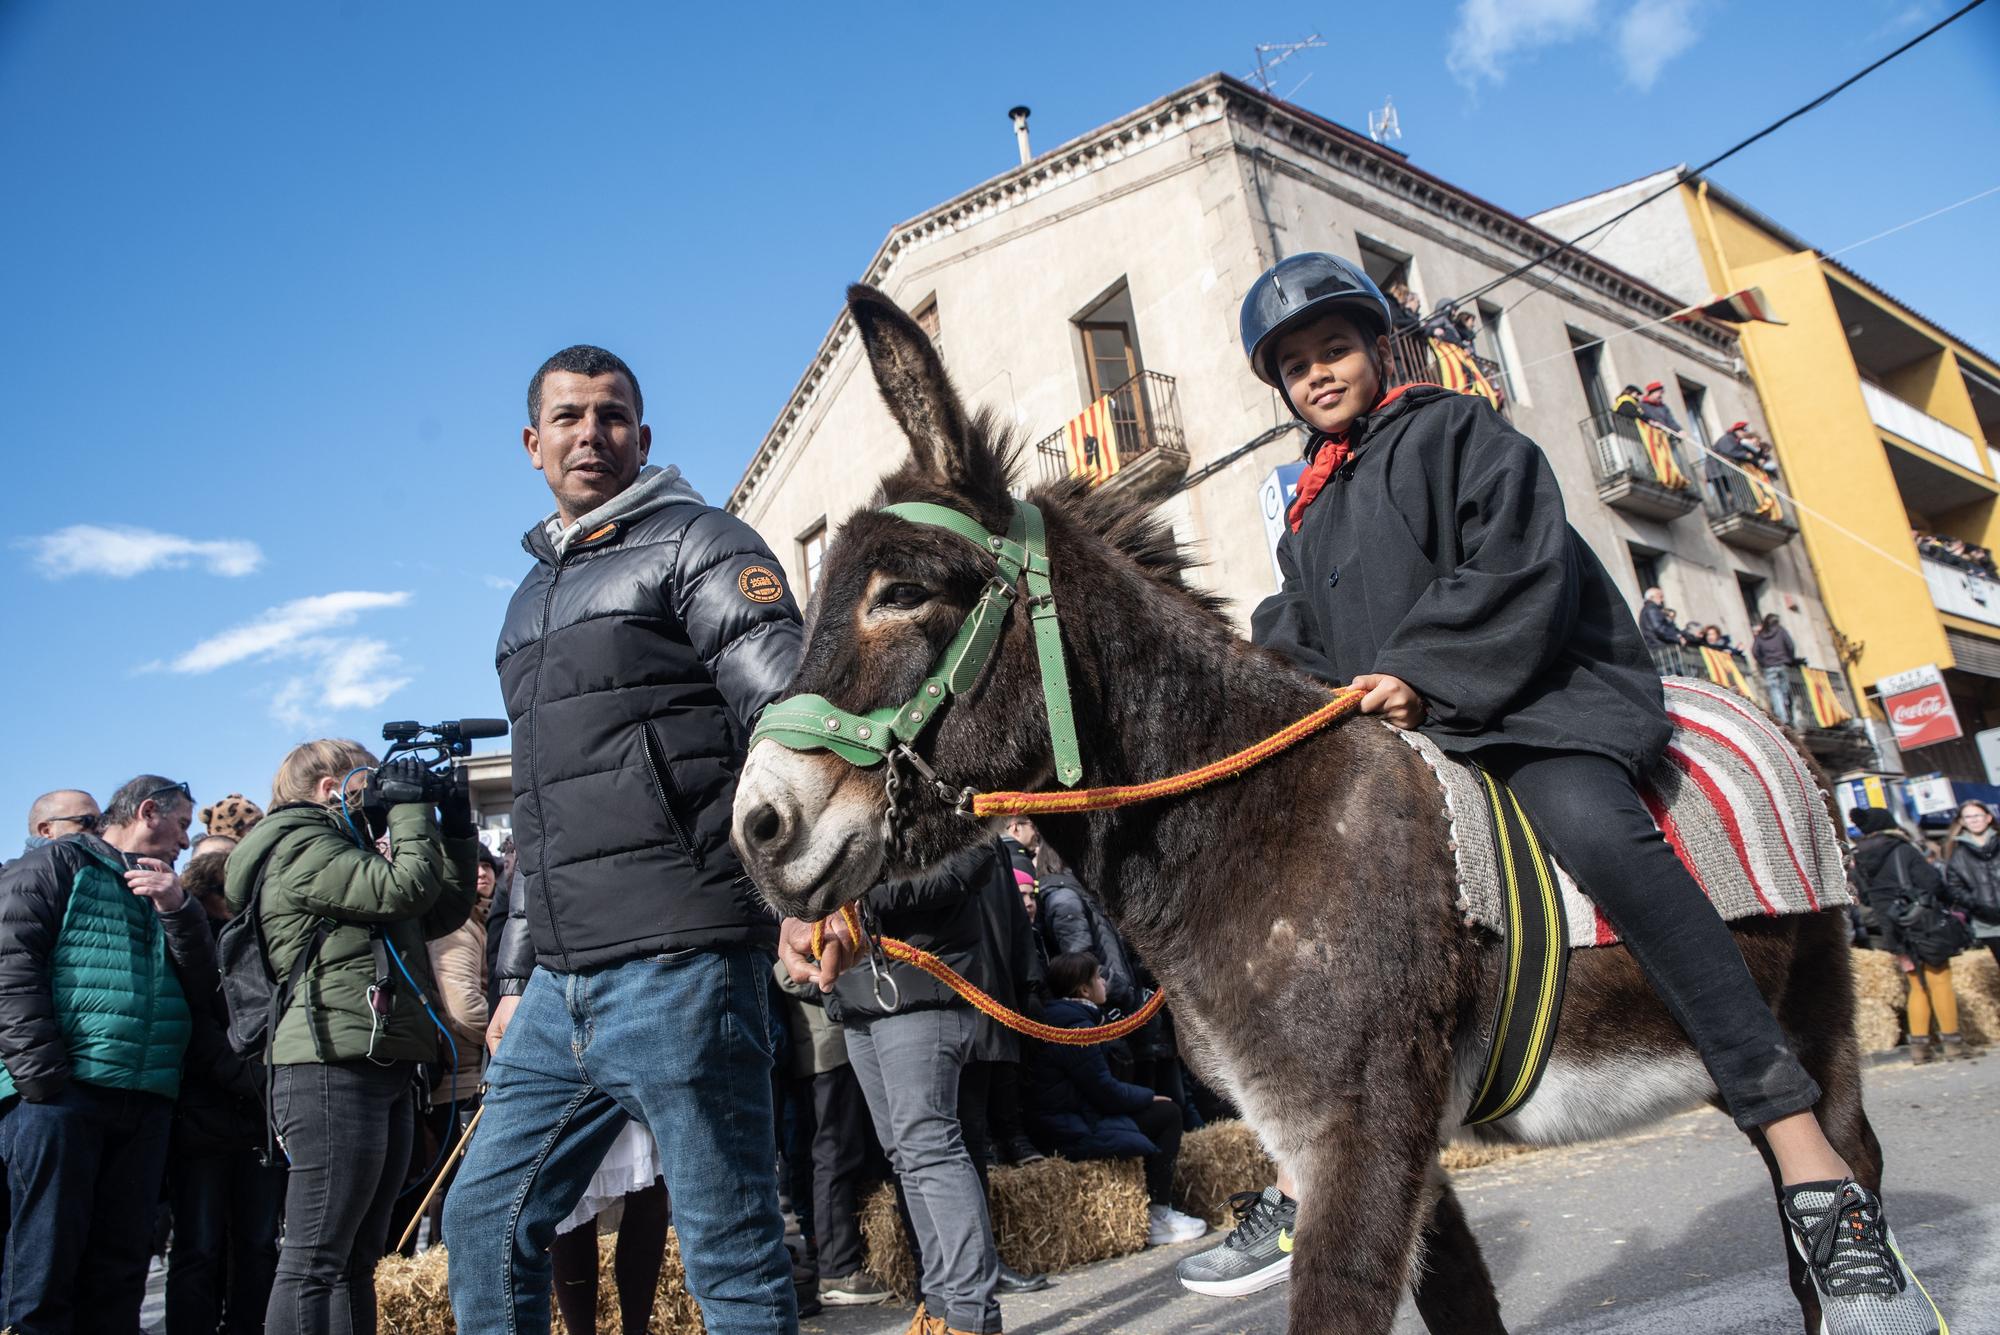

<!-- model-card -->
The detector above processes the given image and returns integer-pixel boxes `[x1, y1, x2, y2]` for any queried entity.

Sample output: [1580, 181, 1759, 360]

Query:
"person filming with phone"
[222, 739, 478, 1335]
[0, 774, 217, 1334]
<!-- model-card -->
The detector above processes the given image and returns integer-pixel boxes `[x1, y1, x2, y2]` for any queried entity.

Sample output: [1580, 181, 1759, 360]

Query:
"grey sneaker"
[818, 1269, 890, 1306]
[1780, 1181, 1946, 1335]
[1175, 1187, 1296, 1297]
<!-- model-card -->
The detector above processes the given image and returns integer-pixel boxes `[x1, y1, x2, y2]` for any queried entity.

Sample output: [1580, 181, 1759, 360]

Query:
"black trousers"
[1482, 747, 1821, 1130]
[810, 1065, 883, 1279]
[1131, 1099, 1183, 1204]
[267, 1061, 414, 1335]
[165, 1143, 286, 1335]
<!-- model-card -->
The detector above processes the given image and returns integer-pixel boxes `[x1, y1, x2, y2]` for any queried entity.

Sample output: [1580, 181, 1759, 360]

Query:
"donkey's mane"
[874, 403, 1228, 620]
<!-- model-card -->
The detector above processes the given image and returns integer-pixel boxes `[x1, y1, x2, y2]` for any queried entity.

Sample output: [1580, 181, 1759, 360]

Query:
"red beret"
[1644, 380, 1664, 392]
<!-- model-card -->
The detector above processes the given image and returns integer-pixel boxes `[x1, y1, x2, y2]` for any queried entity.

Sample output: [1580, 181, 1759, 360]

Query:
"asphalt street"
[811, 1052, 1996, 1334]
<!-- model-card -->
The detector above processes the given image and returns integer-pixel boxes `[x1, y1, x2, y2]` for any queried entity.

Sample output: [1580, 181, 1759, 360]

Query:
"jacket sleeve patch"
[737, 565, 785, 604]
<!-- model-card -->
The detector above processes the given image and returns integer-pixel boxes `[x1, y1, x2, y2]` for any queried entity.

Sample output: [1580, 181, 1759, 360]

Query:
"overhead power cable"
[1440, 0, 1990, 313]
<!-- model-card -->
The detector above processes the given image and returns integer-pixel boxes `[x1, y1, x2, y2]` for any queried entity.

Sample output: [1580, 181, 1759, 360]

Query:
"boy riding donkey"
[1164, 252, 1948, 1333]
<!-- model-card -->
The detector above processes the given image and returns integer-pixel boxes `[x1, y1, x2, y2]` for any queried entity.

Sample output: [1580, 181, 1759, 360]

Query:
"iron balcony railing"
[1387, 327, 1510, 415]
[1647, 645, 1862, 734]
[1580, 410, 1698, 497]
[1034, 370, 1186, 485]
[1699, 452, 1794, 531]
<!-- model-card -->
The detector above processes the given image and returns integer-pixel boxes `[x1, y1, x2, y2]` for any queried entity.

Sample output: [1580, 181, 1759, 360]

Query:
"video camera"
[378, 718, 509, 803]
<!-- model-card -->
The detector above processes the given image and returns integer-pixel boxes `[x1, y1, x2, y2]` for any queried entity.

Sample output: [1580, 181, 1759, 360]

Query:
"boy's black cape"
[1252, 386, 1671, 775]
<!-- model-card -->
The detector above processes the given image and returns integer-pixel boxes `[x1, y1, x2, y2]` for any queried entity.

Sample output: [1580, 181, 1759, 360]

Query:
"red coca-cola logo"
[1891, 695, 1947, 725]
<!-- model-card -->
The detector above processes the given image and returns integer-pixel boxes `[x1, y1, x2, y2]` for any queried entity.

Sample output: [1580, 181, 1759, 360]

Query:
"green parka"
[224, 801, 478, 1066]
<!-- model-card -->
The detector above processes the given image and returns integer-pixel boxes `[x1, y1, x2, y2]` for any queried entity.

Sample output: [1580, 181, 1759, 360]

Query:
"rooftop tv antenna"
[1251, 34, 1326, 96]
[1368, 95, 1402, 145]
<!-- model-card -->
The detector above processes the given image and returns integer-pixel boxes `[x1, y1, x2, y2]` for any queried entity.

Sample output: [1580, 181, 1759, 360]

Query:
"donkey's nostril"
[744, 801, 786, 851]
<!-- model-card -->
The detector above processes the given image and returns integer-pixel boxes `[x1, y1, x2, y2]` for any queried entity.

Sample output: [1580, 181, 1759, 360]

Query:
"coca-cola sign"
[1883, 681, 1962, 749]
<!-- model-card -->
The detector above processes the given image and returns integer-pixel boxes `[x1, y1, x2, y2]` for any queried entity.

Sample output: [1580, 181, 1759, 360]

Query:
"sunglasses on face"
[49, 813, 99, 832]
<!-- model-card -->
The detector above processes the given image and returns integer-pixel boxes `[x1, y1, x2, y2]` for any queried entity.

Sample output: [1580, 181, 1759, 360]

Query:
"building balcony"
[1921, 554, 2000, 629]
[1387, 328, 1509, 418]
[1034, 370, 1188, 497]
[1699, 459, 1796, 553]
[1861, 380, 1985, 474]
[1648, 645, 1870, 764]
[1580, 412, 1701, 522]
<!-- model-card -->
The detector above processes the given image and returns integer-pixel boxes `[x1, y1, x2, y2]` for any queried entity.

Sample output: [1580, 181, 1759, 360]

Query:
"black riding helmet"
[1239, 252, 1395, 389]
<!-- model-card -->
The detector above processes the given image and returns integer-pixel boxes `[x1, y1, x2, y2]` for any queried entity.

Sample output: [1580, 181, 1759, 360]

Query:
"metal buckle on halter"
[856, 914, 901, 1012]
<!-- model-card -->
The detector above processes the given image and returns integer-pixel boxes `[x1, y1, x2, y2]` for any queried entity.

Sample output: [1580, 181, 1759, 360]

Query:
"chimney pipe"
[1008, 105, 1032, 165]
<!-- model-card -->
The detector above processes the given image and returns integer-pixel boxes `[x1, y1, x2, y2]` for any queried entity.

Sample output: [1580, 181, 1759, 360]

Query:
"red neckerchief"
[1285, 383, 1434, 532]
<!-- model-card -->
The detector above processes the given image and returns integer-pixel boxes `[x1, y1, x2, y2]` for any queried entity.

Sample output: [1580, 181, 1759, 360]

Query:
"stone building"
[728, 73, 1869, 766]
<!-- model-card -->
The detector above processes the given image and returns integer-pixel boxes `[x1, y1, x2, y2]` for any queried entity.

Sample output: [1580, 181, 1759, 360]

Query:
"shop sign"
[1878, 663, 1962, 750]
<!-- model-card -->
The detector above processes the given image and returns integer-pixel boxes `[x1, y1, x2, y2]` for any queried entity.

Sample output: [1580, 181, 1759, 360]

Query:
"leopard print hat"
[200, 793, 265, 840]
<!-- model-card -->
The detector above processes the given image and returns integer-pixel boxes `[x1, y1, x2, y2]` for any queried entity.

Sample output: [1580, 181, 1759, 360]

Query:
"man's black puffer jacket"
[495, 486, 803, 976]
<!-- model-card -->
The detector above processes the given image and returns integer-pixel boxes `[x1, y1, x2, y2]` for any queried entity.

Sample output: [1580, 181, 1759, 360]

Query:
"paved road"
[811, 1053, 1996, 1334]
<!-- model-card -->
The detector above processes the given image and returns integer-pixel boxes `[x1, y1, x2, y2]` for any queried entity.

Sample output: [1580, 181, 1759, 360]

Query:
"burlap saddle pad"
[1397, 676, 1850, 949]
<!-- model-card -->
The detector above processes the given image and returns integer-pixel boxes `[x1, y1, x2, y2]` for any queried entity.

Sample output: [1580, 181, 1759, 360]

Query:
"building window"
[1737, 572, 1766, 623]
[1569, 328, 1611, 420]
[798, 520, 827, 597]
[1677, 377, 1711, 449]
[914, 296, 941, 362]
[1356, 235, 1418, 314]
[1628, 543, 1663, 593]
[1476, 299, 1523, 403]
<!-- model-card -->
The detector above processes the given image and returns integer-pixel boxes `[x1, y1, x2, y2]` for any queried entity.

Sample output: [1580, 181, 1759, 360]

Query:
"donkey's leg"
[1408, 1170, 1507, 1334]
[1285, 1100, 1443, 1334]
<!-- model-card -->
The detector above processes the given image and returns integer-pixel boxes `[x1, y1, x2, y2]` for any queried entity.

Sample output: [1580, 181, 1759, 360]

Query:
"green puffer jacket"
[224, 802, 478, 1066]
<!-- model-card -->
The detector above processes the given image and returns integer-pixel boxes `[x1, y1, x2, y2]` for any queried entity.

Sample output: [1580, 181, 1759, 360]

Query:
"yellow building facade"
[1536, 173, 2000, 781]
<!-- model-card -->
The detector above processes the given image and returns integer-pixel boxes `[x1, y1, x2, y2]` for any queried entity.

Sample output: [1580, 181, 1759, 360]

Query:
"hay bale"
[1439, 1141, 1535, 1173]
[376, 1231, 704, 1335]
[1952, 950, 1999, 1043]
[1172, 1120, 1274, 1227]
[859, 1157, 1149, 1299]
[1849, 947, 1999, 1049]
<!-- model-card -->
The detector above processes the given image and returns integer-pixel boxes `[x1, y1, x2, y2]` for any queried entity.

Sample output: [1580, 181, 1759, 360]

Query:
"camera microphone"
[452, 718, 510, 741]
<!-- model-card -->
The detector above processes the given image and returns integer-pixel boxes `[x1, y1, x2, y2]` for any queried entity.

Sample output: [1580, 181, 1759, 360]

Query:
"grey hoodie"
[543, 464, 704, 557]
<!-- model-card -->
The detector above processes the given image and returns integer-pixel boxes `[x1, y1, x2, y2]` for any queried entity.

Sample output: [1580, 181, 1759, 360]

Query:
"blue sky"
[2, 0, 1996, 849]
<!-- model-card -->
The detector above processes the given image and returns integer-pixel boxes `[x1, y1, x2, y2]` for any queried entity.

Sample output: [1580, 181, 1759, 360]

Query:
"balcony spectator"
[1751, 614, 1803, 728]
[1025, 953, 1208, 1248]
[1421, 302, 1477, 351]
[0, 775, 213, 1334]
[1639, 381, 1684, 434]
[1713, 421, 1777, 473]
[1613, 384, 1645, 419]
[1383, 280, 1423, 332]
[1700, 625, 1745, 660]
[167, 847, 283, 1335]
[21, 789, 101, 860]
[1638, 588, 1681, 649]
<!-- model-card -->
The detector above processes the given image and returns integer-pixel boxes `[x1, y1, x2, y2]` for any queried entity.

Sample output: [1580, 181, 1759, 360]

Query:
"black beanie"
[1850, 806, 1899, 835]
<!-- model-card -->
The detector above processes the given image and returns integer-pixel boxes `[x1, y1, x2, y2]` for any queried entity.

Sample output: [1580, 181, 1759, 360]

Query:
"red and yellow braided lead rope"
[810, 689, 1362, 1046]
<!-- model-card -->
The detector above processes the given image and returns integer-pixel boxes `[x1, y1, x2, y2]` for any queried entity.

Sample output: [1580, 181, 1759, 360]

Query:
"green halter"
[749, 499, 1084, 789]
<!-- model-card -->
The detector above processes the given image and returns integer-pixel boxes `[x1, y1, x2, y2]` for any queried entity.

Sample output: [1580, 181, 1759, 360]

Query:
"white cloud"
[23, 524, 263, 579]
[164, 591, 414, 727]
[1447, 0, 1702, 89]
[483, 575, 517, 591]
[1447, 0, 1599, 87]
[169, 591, 410, 673]
[1618, 0, 1703, 90]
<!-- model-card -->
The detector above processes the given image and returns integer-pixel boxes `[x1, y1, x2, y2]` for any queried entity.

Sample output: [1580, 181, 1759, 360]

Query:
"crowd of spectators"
[1637, 585, 1749, 660]
[1914, 529, 1999, 578]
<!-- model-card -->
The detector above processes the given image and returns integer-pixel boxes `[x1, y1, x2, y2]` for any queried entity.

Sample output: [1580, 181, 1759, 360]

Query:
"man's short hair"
[27, 790, 93, 836]
[103, 775, 191, 828]
[527, 345, 643, 426]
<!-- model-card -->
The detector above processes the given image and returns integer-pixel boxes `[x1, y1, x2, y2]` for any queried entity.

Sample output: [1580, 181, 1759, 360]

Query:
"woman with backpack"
[1943, 798, 2000, 972]
[1849, 807, 1974, 1063]
[224, 739, 477, 1335]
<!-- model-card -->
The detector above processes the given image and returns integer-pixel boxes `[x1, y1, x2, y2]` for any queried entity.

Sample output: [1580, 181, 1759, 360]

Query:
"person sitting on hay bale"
[1026, 953, 1208, 1249]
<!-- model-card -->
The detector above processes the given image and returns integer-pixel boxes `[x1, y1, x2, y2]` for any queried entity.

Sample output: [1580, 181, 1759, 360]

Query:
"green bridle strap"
[748, 498, 1086, 788]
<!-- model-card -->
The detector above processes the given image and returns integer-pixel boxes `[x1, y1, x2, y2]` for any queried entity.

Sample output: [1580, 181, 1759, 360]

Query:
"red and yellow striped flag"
[1741, 463, 1783, 521]
[1063, 395, 1121, 486]
[1699, 646, 1751, 696]
[1637, 420, 1690, 490]
[1428, 339, 1504, 411]
[1802, 668, 1852, 728]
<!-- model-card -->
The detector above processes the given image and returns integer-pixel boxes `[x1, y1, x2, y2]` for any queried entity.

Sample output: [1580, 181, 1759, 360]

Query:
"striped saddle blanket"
[1399, 677, 1850, 949]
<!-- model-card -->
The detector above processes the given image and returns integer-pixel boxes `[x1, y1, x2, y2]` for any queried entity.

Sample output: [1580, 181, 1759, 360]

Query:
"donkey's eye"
[876, 582, 932, 610]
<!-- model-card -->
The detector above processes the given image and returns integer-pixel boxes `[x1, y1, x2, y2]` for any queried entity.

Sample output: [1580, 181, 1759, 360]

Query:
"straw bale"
[1849, 947, 1999, 1049]
[375, 1231, 705, 1335]
[1439, 1141, 1536, 1173]
[859, 1157, 1149, 1301]
[1171, 1120, 1275, 1226]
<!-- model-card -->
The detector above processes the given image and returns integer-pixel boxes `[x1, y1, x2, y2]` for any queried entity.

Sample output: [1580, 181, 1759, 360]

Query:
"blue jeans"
[0, 1081, 174, 1335]
[443, 946, 796, 1335]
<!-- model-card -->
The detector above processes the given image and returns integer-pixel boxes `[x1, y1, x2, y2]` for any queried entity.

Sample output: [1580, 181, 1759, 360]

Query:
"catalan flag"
[1636, 420, 1690, 491]
[1670, 285, 1786, 326]
[1428, 339, 1505, 411]
[1741, 462, 1784, 522]
[1802, 668, 1853, 728]
[1063, 394, 1121, 486]
[1699, 646, 1751, 697]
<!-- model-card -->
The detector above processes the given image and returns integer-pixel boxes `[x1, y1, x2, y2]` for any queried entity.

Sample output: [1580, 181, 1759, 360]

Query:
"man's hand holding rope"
[779, 913, 858, 992]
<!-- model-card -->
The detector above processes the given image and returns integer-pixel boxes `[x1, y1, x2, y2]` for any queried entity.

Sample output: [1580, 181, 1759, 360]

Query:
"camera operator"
[223, 740, 477, 1335]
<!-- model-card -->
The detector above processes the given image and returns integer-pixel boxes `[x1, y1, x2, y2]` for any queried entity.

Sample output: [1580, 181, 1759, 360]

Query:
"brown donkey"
[732, 285, 1877, 1335]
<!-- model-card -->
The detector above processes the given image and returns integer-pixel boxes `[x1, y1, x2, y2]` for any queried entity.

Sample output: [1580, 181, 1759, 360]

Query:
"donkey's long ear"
[847, 283, 971, 486]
